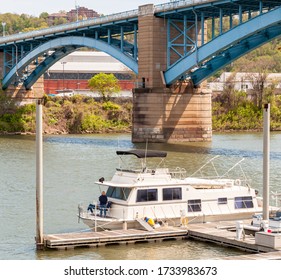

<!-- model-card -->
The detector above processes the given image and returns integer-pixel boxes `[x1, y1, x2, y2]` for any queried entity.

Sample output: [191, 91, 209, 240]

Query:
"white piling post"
[263, 104, 270, 221]
[36, 99, 44, 249]
[94, 203, 97, 232]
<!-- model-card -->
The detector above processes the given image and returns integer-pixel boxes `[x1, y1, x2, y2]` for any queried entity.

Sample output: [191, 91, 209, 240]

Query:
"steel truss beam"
[167, 16, 196, 68]
[163, 6, 281, 86]
[190, 24, 281, 86]
[2, 36, 138, 90]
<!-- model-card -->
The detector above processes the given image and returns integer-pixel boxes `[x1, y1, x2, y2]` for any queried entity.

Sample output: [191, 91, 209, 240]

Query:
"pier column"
[133, 5, 212, 143]
[137, 4, 167, 89]
[133, 88, 212, 143]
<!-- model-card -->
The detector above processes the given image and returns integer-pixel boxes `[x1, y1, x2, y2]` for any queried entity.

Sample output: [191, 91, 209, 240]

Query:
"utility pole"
[36, 99, 44, 249]
[2, 22, 6, 37]
[263, 103, 270, 221]
[61, 61, 67, 90]
[75, 1, 79, 22]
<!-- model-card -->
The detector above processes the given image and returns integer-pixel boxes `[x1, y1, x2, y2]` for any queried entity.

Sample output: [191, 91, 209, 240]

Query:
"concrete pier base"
[3, 77, 44, 102]
[132, 86, 212, 143]
[0, 51, 44, 101]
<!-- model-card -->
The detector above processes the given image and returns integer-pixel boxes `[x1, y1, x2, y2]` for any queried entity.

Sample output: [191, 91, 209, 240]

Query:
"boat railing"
[116, 167, 187, 179]
[271, 191, 281, 207]
[169, 167, 187, 180]
[189, 156, 251, 183]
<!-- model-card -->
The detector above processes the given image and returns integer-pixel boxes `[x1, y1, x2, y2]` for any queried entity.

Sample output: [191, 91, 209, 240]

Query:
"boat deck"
[43, 220, 281, 259]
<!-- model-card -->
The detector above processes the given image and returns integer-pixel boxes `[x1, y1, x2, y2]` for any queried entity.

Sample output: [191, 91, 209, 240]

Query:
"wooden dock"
[43, 220, 281, 259]
[186, 221, 277, 253]
[44, 226, 188, 250]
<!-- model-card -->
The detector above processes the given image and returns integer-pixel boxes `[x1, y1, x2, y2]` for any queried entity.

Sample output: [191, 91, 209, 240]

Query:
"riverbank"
[1, 93, 281, 135]
[0, 95, 132, 135]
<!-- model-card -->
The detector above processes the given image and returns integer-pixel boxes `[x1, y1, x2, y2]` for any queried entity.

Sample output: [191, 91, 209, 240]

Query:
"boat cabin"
[92, 150, 260, 225]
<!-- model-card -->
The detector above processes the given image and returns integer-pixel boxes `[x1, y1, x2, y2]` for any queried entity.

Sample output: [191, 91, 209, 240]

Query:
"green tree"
[88, 73, 121, 101]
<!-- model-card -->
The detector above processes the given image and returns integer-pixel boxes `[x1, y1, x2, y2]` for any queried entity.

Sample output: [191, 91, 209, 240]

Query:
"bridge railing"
[0, 0, 217, 46]
[155, 0, 213, 12]
[0, 9, 139, 45]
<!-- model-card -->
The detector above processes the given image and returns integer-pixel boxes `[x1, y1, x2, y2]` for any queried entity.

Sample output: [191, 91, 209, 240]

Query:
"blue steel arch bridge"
[0, 0, 281, 92]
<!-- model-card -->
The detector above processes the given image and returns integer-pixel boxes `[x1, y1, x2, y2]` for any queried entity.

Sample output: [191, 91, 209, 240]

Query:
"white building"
[48, 51, 131, 74]
[208, 72, 281, 93]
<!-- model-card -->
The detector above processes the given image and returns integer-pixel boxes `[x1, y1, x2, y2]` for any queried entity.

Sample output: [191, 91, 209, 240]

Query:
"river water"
[1, 132, 281, 260]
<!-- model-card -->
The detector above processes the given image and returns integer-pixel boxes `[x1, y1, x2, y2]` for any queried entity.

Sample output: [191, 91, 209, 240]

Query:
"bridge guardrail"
[0, 0, 211, 46]
[0, 9, 139, 45]
[154, 0, 213, 12]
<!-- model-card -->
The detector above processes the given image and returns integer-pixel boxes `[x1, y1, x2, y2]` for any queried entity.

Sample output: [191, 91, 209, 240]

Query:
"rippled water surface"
[1, 132, 281, 260]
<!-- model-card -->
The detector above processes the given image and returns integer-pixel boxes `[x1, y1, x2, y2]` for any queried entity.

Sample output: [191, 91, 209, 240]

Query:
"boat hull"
[79, 210, 264, 231]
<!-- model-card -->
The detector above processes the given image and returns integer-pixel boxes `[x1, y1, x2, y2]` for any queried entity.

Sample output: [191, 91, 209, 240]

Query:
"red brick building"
[67, 7, 100, 21]
[44, 51, 135, 95]
[48, 7, 100, 24]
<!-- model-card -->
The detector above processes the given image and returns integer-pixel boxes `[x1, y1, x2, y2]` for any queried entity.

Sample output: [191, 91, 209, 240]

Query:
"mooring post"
[36, 99, 44, 249]
[263, 103, 270, 221]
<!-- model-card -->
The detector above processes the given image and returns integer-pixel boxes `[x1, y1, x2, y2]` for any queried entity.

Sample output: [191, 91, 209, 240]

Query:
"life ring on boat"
[235, 179, 241, 186]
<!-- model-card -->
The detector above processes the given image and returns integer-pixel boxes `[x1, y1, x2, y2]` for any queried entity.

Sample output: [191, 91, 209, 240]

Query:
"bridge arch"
[2, 36, 138, 90]
[163, 6, 281, 86]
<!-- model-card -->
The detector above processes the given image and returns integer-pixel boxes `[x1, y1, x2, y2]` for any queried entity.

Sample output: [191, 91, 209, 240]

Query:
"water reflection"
[36, 239, 245, 260]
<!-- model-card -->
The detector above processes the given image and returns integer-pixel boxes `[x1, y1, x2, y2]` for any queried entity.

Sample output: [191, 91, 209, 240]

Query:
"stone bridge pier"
[0, 51, 44, 101]
[133, 4, 212, 143]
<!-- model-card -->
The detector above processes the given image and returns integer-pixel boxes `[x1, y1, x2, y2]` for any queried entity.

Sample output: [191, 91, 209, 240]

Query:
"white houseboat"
[78, 149, 274, 231]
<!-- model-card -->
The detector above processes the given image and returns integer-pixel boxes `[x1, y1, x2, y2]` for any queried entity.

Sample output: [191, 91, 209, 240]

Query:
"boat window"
[188, 199, 202, 212]
[234, 196, 254, 209]
[106, 187, 131, 201]
[218, 197, 227, 205]
[136, 189, 158, 202]
[163, 188, 182, 200]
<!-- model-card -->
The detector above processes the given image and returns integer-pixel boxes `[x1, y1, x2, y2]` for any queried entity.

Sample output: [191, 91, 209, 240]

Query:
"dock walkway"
[43, 220, 281, 259]
[44, 226, 187, 250]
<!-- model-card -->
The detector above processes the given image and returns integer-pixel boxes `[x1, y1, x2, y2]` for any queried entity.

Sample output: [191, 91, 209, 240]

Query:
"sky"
[0, 0, 169, 17]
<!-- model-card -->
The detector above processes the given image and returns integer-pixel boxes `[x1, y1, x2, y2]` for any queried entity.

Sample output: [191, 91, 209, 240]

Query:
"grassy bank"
[1, 92, 281, 135]
[0, 94, 132, 134]
[212, 92, 281, 131]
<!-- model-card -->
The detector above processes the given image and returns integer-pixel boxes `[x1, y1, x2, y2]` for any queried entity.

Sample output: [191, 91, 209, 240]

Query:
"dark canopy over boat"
[116, 149, 167, 158]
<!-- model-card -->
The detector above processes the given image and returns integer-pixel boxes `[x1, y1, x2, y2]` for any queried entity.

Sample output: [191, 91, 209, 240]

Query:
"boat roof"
[116, 149, 167, 158]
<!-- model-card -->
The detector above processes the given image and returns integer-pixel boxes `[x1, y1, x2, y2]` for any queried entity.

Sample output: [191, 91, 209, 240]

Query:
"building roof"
[48, 51, 131, 74]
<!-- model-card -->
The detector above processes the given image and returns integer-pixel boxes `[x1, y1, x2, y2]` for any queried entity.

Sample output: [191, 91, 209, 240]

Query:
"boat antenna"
[189, 155, 220, 177]
[219, 158, 245, 178]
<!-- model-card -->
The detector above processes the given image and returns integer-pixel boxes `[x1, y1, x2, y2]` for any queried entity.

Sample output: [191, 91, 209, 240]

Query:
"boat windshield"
[106, 186, 132, 201]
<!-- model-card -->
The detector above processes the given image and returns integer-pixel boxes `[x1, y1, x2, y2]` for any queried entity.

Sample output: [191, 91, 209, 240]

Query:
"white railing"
[271, 191, 281, 207]
[154, 0, 215, 13]
[170, 167, 187, 180]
